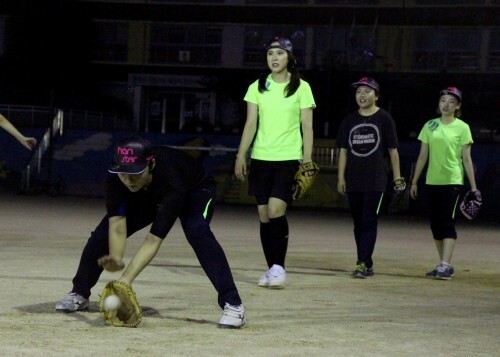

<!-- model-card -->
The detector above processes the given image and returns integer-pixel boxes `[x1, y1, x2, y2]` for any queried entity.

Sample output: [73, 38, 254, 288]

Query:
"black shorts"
[248, 159, 300, 205]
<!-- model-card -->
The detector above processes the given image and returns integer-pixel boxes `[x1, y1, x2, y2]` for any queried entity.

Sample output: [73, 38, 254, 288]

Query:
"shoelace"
[355, 264, 366, 271]
[437, 265, 449, 273]
[224, 304, 244, 317]
[63, 293, 85, 305]
[268, 266, 284, 277]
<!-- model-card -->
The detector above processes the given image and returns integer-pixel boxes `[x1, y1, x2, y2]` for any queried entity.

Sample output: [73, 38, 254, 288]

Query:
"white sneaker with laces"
[55, 292, 89, 312]
[218, 303, 245, 329]
[258, 270, 270, 287]
[268, 264, 286, 289]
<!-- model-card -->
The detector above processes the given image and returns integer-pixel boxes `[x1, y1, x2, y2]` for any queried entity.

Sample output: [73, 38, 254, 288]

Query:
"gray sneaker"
[55, 292, 89, 312]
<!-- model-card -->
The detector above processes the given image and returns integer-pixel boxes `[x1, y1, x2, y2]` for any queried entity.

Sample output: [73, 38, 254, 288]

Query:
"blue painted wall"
[1, 129, 499, 222]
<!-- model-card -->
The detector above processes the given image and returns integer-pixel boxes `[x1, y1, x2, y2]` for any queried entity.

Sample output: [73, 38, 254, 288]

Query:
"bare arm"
[462, 144, 477, 191]
[234, 102, 258, 181]
[410, 143, 429, 199]
[337, 148, 347, 195]
[97, 216, 127, 272]
[388, 148, 402, 180]
[119, 233, 163, 286]
[0, 114, 37, 150]
[301, 107, 314, 163]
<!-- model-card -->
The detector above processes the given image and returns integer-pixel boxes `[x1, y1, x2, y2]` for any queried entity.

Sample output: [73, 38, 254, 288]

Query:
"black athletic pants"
[71, 185, 241, 309]
[347, 191, 384, 269]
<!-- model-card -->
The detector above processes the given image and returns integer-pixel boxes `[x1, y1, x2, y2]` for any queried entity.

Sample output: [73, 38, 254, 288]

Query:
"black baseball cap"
[440, 87, 462, 102]
[108, 136, 154, 174]
[351, 77, 380, 92]
[266, 36, 293, 53]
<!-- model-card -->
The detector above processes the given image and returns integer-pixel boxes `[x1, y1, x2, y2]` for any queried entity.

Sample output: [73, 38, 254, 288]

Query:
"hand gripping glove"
[392, 178, 406, 191]
[292, 162, 320, 201]
[99, 280, 143, 327]
[460, 189, 482, 220]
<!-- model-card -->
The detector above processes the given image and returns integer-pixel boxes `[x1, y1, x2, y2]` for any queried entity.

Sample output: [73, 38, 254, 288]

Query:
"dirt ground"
[0, 192, 498, 356]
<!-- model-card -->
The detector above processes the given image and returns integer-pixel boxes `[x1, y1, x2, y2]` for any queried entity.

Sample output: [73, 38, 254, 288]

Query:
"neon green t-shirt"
[418, 118, 473, 185]
[244, 75, 316, 161]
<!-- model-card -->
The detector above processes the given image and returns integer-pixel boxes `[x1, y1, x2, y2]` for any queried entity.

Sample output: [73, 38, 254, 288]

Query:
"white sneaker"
[218, 303, 245, 329]
[268, 264, 286, 289]
[258, 271, 270, 287]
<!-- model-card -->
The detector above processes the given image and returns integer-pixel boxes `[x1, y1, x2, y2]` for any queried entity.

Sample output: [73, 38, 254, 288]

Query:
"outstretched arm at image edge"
[0, 114, 37, 150]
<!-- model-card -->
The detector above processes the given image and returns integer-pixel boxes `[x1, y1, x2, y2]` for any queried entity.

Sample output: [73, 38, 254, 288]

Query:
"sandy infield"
[0, 193, 498, 356]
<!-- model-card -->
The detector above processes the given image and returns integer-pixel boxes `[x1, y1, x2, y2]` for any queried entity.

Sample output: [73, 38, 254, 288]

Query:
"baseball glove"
[460, 189, 482, 220]
[292, 162, 320, 201]
[99, 280, 142, 328]
[392, 178, 406, 191]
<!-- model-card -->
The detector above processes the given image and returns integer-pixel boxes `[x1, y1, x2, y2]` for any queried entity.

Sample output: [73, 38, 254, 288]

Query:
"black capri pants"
[427, 184, 462, 240]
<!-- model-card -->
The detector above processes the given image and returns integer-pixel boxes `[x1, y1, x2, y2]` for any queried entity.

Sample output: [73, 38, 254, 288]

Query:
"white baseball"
[103, 295, 121, 311]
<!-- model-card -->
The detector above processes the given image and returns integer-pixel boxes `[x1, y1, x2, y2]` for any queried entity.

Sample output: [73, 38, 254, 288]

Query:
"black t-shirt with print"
[105, 146, 213, 239]
[337, 108, 399, 192]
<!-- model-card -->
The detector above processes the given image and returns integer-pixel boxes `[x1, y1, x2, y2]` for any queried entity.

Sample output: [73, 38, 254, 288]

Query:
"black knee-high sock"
[269, 216, 289, 268]
[260, 222, 273, 268]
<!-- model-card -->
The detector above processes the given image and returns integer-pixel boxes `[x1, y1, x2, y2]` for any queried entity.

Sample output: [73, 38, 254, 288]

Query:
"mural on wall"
[1, 130, 498, 221]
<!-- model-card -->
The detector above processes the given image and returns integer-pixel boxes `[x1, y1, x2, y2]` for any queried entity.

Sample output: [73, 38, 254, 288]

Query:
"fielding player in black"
[56, 135, 245, 328]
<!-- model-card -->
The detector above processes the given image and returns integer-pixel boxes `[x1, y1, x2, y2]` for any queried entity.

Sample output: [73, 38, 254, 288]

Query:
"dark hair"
[257, 52, 302, 97]
[148, 159, 155, 173]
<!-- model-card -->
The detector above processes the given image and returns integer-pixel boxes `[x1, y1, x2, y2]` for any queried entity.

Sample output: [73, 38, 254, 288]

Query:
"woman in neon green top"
[234, 37, 316, 289]
[410, 87, 479, 280]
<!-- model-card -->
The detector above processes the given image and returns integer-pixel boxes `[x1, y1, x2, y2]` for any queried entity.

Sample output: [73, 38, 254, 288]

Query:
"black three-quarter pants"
[426, 184, 462, 240]
[71, 184, 241, 309]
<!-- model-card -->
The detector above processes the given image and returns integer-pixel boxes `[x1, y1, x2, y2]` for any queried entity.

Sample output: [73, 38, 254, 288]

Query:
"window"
[150, 0, 224, 3]
[246, 0, 307, 4]
[149, 25, 222, 65]
[93, 21, 128, 62]
[313, 26, 376, 71]
[413, 28, 481, 71]
[314, 0, 374, 4]
[488, 28, 500, 71]
[416, 0, 485, 4]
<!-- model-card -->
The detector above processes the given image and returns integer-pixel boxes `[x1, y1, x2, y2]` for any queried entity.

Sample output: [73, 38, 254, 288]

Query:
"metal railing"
[0, 104, 134, 131]
[167, 145, 338, 168]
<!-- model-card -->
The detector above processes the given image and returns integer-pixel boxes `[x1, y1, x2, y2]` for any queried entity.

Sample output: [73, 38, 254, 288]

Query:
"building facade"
[1, 0, 499, 140]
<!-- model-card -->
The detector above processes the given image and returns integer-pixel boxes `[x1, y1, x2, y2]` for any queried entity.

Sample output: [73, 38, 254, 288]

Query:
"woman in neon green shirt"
[234, 37, 316, 289]
[410, 87, 479, 280]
